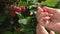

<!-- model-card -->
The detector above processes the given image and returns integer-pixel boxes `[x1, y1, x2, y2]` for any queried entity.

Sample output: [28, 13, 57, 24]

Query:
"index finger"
[37, 7, 43, 17]
[37, 7, 43, 21]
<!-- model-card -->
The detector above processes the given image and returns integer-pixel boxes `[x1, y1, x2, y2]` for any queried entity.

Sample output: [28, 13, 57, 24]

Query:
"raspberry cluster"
[10, 5, 26, 17]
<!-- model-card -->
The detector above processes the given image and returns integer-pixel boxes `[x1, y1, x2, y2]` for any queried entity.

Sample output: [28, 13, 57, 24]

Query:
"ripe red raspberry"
[10, 5, 16, 11]
[20, 6, 26, 12]
[43, 8, 47, 12]
[10, 12, 16, 17]
[15, 6, 26, 12]
[15, 7, 21, 12]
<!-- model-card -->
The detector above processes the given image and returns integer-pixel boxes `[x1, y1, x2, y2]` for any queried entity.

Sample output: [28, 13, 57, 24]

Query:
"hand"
[36, 23, 55, 34]
[37, 6, 60, 32]
[36, 6, 55, 34]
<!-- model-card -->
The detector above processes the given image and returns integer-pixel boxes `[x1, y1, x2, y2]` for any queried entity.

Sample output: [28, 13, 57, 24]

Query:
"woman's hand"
[37, 6, 60, 32]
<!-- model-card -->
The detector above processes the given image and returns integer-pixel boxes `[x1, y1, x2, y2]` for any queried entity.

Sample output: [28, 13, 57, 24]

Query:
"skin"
[36, 6, 60, 34]
[36, 23, 55, 34]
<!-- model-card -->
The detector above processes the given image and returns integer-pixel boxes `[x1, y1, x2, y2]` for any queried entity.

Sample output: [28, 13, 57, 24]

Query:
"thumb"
[44, 7, 57, 14]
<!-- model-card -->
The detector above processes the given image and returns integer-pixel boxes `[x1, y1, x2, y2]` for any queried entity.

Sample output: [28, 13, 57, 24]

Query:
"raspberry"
[10, 12, 16, 17]
[10, 5, 16, 11]
[43, 8, 47, 12]
[20, 6, 26, 12]
[15, 6, 26, 12]
[15, 7, 21, 12]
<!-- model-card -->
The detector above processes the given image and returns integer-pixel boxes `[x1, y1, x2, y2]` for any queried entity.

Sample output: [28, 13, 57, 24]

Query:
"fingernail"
[45, 16, 50, 20]
[50, 14, 53, 16]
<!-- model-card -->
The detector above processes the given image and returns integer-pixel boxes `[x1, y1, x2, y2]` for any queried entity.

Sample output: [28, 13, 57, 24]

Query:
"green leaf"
[42, 0, 58, 7]
[19, 19, 27, 24]
[18, 1, 28, 6]
[18, 17, 31, 25]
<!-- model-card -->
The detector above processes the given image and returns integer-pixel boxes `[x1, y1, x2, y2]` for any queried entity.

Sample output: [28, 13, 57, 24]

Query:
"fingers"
[36, 23, 55, 34]
[37, 7, 43, 18]
[37, 6, 53, 22]
[37, 14, 49, 25]
[37, 12, 46, 22]
[37, 6, 54, 26]
[36, 23, 49, 34]
[44, 7, 57, 14]
[50, 31, 55, 34]
[40, 16, 50, 25]
[37, 7, 44, 22]
[38, 12, 52, 24]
